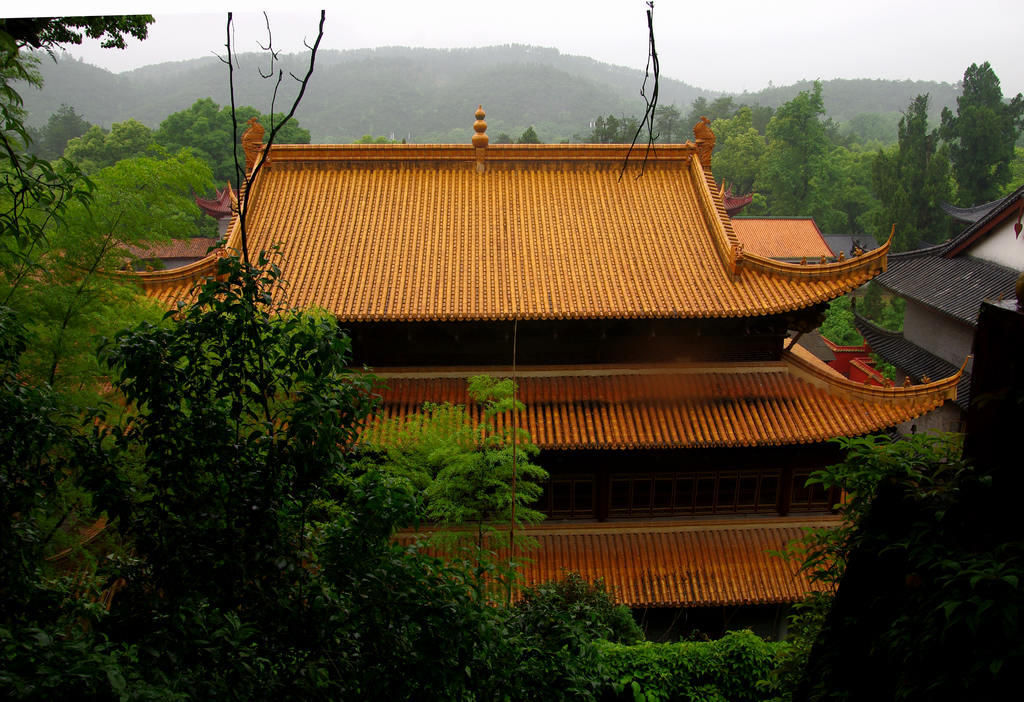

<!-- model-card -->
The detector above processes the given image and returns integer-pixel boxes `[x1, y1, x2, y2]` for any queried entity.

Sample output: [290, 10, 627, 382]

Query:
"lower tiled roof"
[397, 517, 836, 607]
[127, 237, 221, 261]
[365, 352, 960, 449]
[731, 217, 834, 260]
[855, 314, 971, 410]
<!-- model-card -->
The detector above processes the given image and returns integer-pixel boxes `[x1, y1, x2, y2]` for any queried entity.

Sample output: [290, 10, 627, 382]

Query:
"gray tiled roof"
[855, 314, 971, 410]
[873, 253, 1018, 326]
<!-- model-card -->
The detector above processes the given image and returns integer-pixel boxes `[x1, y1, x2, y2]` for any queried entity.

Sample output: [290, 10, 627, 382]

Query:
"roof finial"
[693, 116, 714, 169]
[472, 105, 489, 170]
[241, 117, 265, 173]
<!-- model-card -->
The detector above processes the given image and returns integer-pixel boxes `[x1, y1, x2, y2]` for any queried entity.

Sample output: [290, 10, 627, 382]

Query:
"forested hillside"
[22, 45, 960, 144]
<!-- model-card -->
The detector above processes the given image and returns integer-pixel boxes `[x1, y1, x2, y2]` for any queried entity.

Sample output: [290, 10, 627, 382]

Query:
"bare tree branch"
[224, 13, 247, 261]
[230, 10, 326, 265]
[620, 1, 660, 181]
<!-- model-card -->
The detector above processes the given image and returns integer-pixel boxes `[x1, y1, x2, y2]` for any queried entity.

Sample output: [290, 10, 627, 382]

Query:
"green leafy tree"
[684, 95, 738, 128]
[841, 112, 900, 146]
[584, 114, 640, 143]
[653, 103, 684, 142]
[711, 107, 767, 195]
[0, 306, 146, 698]
[361, 375, 548, 553]
[789, 434, 1023, 699]
[808, 144, 877, 234]
[940, 62, 1024, 205]
[517, 125, 541, 143]
[1006, 146, 1024, 194]
[93, 253, 379, 696]
[62, 119, 156, 173]
[354, 134, 398, 144]
[819, 295, 863, 346]
[0, 16, 152, 51]
[155, 98, 311, 183]
[3, 149, 212, 400]
[872, 95, 953, 250]
[858, 282, 905, 332]
[30, 103, 92, 160]
[758, 81, 831, 216]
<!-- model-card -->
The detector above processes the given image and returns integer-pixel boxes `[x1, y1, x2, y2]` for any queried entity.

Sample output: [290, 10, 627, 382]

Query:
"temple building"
[137, 109, 961, 632]
[857, 184, 1024, 434]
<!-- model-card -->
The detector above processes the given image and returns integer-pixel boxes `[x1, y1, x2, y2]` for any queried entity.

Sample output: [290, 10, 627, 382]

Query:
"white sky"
[13, 1, 1024, 96]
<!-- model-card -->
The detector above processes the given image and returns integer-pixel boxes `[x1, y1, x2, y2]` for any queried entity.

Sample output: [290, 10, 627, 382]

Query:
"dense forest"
[3, 16, 1024, 700]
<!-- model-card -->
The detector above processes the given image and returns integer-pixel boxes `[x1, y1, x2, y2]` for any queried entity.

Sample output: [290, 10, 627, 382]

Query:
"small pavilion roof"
[396, 516, 835, 607]
[731, 217, 834, 260]
[195, 182, 235, 219]
[137, 130, 890, 321]
[363, 348, 962, 450]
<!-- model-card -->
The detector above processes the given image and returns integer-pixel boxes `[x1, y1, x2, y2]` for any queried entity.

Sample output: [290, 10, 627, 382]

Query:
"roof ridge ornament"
[693, 116, 714, 169]
[472, 105, 489, 171]
[241, 117, 265, 173]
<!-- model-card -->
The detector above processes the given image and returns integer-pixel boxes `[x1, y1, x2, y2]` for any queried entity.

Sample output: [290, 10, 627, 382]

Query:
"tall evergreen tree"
[872, 95, 952, 251]
[30, 103, 92, 160]
[940, 62, 1024, 206]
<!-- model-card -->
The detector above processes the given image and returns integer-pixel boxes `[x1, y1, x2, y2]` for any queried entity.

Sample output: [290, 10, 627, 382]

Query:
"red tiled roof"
[364, 350, 961, 449]
[396, 517, 835, 607]
[731, 218, 834, 260]
[138, 143, 889, 318]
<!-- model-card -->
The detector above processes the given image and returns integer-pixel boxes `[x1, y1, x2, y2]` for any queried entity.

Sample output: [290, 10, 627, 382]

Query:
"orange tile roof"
[138, 143, 889, 320]
[396, 517, 835, 607]
[731, 218, 834, 260]
[364, 350, 961, 449]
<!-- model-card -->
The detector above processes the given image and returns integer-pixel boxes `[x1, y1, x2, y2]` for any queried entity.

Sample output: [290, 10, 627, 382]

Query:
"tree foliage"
[711, 107, 767, 195]
[62, 118, 156, 173]
[788, 434, 1024, 700]
[940, 62, 1024, 206]
[759, 82, 831, 217]
[818, 295, 863, 346]
[517, 125, 541, 143]
[2, 149, 211, 400]
[872, 94, 953, 250]
[359, 375, 548, 555]
[581, 113, 641, 143]
[27, 103, 91, 160]
[0, 16, 152, 52]
[155, 97, 311, 184]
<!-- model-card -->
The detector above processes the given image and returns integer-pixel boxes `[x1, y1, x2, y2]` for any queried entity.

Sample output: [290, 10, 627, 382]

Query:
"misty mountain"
[20, 46, 959, 143]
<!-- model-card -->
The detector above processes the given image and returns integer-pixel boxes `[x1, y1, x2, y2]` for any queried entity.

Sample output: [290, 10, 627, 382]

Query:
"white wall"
[902, 299, 974, 371]
[966, 218, 1024, 271]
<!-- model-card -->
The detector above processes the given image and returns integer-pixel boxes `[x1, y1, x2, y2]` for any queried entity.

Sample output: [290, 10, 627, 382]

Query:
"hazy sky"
[19, 1, 1024, 97]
